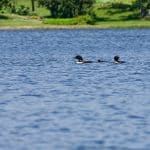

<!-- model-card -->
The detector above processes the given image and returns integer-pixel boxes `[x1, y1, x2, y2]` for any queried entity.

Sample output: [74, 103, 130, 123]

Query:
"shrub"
[0, 0, 13, 10]
[76, 15, 96, 25]
[10, 5, 30, 16]
[16, 5, 30, 15]
[10, 5, 17, 13]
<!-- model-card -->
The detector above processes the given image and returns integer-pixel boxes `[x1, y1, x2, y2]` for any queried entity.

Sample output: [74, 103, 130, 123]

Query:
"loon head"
[74, 55, 83, 61]
[114, 55, 120, 62]
[74, 55, 84, 62]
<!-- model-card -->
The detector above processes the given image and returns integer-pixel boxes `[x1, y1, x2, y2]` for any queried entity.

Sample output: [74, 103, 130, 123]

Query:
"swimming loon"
[114, 55, 125, 64]
[74, 55, 92, 64]
[74, 55, 104, 64]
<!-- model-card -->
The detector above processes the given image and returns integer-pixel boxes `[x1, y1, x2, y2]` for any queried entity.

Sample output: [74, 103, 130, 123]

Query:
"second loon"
[114, 55, 125, 64]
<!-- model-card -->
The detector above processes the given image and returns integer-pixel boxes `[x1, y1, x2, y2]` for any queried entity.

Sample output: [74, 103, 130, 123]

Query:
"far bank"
[0, 0, 150, 29]
[0, 20, 150, 30]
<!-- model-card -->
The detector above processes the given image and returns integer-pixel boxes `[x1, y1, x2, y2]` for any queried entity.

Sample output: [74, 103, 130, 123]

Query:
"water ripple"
[0, 29, 149, 150]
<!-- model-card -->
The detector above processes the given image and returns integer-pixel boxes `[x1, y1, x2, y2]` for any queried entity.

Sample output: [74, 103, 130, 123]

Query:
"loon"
[74, 55, 92, 64]
[114, 55, 125, 64]
[74, 55, 104, 64]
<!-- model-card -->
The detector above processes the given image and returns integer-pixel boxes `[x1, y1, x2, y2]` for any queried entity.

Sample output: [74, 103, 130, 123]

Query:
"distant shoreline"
[0, 25, 150, 30]
[1, 0, 150, 30]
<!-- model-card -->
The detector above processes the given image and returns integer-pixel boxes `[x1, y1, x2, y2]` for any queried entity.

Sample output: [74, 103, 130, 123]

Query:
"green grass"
[0, 0, 150, 28]
[95, 20, 150, 28]
[43, 18, 78, 25]
[0, 14, 42, 27]
[94, 8, 140, 21]
[96, 0, 134, 4]
[43, 15, 96, 25]
[13, 0, 50, 17]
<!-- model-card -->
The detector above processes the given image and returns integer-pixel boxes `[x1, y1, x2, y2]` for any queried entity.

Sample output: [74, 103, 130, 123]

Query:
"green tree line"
[38, 0, 95, 18]
[0, 0, 12, 10]
[0, 0, 150, 18]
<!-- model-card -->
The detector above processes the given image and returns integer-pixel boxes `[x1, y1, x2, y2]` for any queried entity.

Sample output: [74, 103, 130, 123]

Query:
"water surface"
[0, 29, 150, 150]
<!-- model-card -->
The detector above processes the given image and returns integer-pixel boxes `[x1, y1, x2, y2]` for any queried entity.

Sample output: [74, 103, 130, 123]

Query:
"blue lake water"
[0, 29, 150, 150]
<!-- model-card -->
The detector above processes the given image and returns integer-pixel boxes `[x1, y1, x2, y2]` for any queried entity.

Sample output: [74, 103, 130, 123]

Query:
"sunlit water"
[0, 29, 150, 150]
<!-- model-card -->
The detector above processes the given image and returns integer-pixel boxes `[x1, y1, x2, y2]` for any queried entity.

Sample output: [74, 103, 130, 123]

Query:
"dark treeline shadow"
[94, 17, 109, 22]
[111, 2, 131, 10]
[107, 9, 130, 15]
[121, 13, 141, 20]
[42, 15, 54, 19]
[0, 14, 9, 20]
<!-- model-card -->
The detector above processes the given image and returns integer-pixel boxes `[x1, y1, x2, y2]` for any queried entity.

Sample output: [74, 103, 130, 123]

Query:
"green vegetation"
[0, 0, 150, 28]
[0, 0, 12, 10]
[38, 0, 95, 18]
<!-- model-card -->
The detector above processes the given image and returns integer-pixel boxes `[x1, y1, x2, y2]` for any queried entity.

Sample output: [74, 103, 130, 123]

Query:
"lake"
[0, 29, 150, 150]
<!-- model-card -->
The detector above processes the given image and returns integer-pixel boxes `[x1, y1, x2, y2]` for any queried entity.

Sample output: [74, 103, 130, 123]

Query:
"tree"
[132, 0, 150, 17]
[31, 0, 35, 11]
[75, 0, 95, 15]
[38, 0, 95, 18]
[0, 0, 13, 10]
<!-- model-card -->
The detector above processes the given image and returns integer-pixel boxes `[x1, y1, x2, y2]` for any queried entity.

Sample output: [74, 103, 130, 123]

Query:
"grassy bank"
[0, 0, 150, 29]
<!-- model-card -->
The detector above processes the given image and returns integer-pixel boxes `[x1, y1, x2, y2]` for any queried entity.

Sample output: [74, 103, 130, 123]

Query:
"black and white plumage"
[114, 56, 125, 64]
[74, 55, 93, 64]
